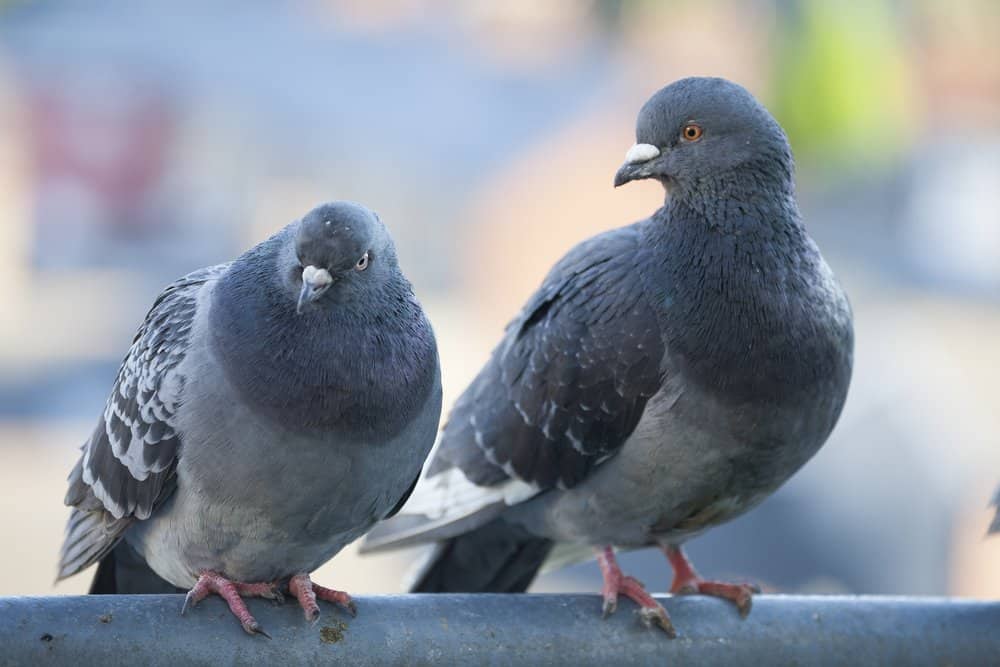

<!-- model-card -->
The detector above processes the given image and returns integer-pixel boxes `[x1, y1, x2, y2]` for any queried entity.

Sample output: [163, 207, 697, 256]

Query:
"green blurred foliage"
[771, 0, 914, 170]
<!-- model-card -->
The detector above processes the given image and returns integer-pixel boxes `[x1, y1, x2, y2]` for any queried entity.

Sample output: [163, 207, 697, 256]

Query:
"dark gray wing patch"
[431, 226, 665, 490]
[58, 264, 227, 580]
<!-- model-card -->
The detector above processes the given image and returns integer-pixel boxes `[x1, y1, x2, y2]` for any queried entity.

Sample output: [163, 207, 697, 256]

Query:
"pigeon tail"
[408, 517, 553, 593]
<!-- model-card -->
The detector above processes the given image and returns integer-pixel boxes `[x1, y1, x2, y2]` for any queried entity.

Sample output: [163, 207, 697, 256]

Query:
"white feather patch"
[402, 465, 539, 522]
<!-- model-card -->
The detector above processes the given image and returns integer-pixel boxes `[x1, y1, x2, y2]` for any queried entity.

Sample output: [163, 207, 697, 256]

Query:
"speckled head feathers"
[210, 200, 438, 437]
[615, 77, 793, 191]
[295, 201, 384, 275]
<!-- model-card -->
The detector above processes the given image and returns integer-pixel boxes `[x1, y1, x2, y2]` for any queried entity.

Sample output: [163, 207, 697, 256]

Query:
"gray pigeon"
[58, 201, 442, 636]
[362, 77, 854, 637]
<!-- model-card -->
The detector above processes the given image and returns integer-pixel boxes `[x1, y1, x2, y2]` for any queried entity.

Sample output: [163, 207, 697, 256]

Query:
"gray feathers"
[431, 225, 665, 490]
[635, 77, 794, 190]
[364, 78, 854, 593]
[60, 201, 442, 590]
[60, 265, 225, 580]
[209, 212, 437, 437]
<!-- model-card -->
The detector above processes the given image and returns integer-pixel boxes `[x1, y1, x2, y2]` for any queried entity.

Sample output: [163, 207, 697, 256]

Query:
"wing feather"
[433, 225, 665, 490]
[57, 264, 227, 580]
[364, 225, 667, 552]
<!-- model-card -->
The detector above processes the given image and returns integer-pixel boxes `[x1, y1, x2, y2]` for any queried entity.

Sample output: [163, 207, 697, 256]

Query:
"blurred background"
[1, 0, 999, 599]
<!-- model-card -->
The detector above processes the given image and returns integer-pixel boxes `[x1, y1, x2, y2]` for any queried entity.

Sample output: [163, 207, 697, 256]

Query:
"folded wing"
[58, 264, 226, 580]
[364, 225, 665, 552]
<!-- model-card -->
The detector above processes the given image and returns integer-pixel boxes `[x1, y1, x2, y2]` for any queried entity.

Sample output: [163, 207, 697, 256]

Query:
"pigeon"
[58, 201, 442, 636]
[362, 77, 854, 637]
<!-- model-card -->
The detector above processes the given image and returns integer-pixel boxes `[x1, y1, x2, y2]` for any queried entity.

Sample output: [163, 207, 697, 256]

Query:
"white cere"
[302, 265, 333, 286]
[624, 143, 661, 164]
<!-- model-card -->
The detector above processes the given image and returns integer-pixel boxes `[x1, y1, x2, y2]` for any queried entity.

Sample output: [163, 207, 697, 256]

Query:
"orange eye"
[682, 123, 703, 141]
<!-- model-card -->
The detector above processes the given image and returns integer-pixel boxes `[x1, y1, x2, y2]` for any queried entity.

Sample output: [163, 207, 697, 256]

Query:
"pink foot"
[182, 571, 280, 637]
[288, 573, 357, 623]
[596, 546, 676, 638]
[664, 545, 760, 618]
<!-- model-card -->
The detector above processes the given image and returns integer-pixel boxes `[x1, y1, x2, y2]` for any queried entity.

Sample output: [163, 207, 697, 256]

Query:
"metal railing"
[1, 594, 997, 666]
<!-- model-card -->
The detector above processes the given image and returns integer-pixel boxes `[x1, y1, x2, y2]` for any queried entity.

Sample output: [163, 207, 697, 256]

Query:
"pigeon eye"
[682, 124, 703, 142]
[355, 252, 370, 271]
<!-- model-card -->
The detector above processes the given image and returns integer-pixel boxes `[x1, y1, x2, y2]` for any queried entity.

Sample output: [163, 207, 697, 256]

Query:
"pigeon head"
[614, 77, 793, 194]
[291, 201, 395, 314]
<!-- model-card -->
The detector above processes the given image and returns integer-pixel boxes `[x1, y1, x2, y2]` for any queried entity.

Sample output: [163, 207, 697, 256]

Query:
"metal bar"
[1, 594, 997, 666]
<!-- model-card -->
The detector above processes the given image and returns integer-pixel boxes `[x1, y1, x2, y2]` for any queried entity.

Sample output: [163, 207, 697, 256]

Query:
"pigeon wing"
[58, 264, 227, 580]
[432, 224, 666, 491]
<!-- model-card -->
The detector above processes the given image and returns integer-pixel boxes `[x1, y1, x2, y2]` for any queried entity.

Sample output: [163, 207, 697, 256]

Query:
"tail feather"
[360, 463, 540, 555]
[57, 508, 129, 581]
[88, 549, 118, 594]
[59, 505, 181, 594]
[409, 517, 553, 593]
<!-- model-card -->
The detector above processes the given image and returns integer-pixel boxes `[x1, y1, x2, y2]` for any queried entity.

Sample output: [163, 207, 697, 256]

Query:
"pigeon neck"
[654, 189, 813, 288]
[209, 242, 439, 440]
[649, 190, 843, 404]
[665, 165, 797, 230]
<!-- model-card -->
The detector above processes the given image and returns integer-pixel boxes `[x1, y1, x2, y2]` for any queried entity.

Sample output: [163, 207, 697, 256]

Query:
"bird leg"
[182, 571, 280, 637]
[595, 546, 676, 638]
[288, 572, 357, 623]
[663, 545, 759, 617]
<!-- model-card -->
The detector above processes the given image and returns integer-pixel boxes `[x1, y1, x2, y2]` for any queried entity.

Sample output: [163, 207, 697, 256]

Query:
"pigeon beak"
[296, 265, 334, 314]
[614, 143, 662, 187]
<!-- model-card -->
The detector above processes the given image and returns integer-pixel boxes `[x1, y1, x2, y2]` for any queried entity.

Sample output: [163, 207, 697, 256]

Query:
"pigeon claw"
[244, 619, 271, 639]
[342, 599, 359, 618]
[181, 571, 270, 638]
[288, 573, 321, 623]
[289, 573, 356, 623]
[603, 574, 675, 637]
[595, 546, 676, 638]
[674, 580, 757, 618]
[314, 581, 357, 617]
[611, 574, 675, 638]
[664, 545, 758, 618]
[236, 581, 285, 606]
[637, 605, 677, 638]
[601, 595, 617, 619]
[692, 581, 757, 618]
